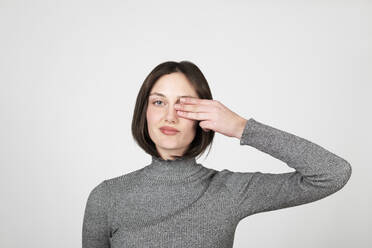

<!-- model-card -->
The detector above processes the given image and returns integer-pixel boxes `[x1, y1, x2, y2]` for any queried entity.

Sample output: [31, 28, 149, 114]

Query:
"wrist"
[236, 117, 248, 139]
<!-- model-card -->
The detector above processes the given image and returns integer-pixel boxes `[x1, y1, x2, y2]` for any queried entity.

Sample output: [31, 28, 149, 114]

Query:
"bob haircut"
[131, 60, 215, 160]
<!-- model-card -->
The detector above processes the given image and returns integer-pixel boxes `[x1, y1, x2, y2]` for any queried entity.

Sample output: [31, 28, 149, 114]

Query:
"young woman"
[82, 61, 352, 248]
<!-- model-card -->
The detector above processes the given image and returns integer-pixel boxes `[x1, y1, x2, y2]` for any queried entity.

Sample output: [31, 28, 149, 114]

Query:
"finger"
[174, 103, 211, 113]
[180, 97, 215, 106]
[176, 110, 212, 121]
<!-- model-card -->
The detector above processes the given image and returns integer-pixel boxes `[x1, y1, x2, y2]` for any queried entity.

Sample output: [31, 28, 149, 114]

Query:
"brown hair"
[131, 60, 215, 160]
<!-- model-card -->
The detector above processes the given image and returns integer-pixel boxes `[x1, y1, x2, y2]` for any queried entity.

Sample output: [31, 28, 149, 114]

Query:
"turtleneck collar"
[141, 155, 204, 182]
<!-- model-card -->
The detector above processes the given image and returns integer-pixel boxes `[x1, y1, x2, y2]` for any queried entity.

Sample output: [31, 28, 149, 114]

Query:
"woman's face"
[146, 72, 199, 160]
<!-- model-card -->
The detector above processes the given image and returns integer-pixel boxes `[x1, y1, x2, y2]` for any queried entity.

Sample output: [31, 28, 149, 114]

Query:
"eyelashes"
[152, 100, 181, 106]
[152, 100, 164, 106]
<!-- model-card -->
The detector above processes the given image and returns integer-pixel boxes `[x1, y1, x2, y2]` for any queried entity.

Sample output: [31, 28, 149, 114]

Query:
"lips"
[160, 126, 179, 132]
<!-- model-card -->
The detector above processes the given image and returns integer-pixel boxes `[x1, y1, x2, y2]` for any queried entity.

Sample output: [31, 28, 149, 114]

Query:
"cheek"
[146, 107, 161, 124]
[184, 121, 198, 132]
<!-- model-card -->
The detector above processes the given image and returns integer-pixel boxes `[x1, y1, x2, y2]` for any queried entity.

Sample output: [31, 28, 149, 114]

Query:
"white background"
[1, 0, 370, 247]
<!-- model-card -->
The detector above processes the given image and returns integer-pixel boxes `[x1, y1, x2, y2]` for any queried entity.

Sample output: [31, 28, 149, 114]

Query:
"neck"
[141, 155, 203, 182]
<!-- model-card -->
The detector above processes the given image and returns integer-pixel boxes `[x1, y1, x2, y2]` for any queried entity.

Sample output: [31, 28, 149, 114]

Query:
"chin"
[158, 140, 180, 148]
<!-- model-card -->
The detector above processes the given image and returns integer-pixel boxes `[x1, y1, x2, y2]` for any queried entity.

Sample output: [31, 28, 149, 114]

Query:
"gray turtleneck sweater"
[82, 118, 352, 248]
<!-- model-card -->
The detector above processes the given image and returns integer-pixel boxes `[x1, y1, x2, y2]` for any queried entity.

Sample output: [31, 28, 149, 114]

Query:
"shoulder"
[103, 168, 144, 193]
[194, 165, 257, 184]
[88, 168, 142, 192]
[105, 169, 142, 184]
[85, 180, 111, 211]
[213, 168, 258, 192]
[213, 168, 256, 180]
[198, 166, 255, 189]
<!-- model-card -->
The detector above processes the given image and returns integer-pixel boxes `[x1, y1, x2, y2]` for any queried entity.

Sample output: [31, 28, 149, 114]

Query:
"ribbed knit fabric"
[82, 118, 352, 248]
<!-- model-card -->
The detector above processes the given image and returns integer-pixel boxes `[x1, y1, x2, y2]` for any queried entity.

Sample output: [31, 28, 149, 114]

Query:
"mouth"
[159, 128, 180, 135]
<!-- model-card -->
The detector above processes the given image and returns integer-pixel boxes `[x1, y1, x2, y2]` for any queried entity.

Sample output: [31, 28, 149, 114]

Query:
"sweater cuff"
[239, 117, 259, 146]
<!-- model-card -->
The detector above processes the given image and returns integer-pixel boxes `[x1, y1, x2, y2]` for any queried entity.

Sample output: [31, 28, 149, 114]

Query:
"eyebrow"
[149, 92, 197, 99]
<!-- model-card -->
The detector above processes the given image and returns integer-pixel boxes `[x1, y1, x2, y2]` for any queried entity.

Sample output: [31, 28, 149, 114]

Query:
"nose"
[165, 104, 178, 123]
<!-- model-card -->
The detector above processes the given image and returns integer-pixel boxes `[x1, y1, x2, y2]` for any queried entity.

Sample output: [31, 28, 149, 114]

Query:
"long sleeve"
[82, 180, 111, 248]
[224, 118, 352, 220]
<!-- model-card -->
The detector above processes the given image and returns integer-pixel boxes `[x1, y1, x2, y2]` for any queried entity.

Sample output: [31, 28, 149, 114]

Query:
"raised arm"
[224, 118, 352, 220]
[82, 180, 111, 248]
